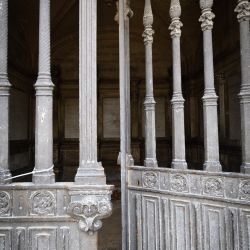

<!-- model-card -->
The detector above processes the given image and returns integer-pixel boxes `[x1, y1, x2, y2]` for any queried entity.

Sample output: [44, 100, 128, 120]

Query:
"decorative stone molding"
[170, 174, 188, 192]
[169, 20, 183, 38]
[0, 191, 10, 215]
[30, 191, 55, 215]
[235, 0, 250, 22]
[203, 177, 223, 196]
[67, 195, 112, 234]
[240, 180, 250, 199]
[199, 11, 215, 31]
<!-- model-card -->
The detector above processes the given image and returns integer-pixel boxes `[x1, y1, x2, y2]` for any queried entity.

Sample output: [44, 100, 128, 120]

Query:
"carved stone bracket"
[67, 193, 112, 235]
[199, 10, 215, 31]
[235, 0, 250, 22]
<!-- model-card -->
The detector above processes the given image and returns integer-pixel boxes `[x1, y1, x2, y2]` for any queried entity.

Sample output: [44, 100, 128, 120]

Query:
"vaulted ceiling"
[8, 0, 239, 83]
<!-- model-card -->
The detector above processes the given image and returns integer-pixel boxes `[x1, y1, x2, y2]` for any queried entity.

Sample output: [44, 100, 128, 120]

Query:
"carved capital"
[169, 20, 183, 38]
[67, 195, 112, 234]
[143, 0, 154, 45]
[235, 0, 250, 22]
[199, 10, 215, 31]
[169, 0, 181, 19]
[114, 0, 133, 24]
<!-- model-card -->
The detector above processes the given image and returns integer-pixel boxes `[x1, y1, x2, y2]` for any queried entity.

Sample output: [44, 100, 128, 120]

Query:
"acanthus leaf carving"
[67, 196, 112, 235]
[235, 1, 250, 22]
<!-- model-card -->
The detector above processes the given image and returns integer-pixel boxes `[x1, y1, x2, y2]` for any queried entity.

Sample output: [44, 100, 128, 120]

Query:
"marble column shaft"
[143, 0, 158, 168]
[0, 0, 11, 183]
[169, 0, 187, 170]
[235, 0, 250, 174]
[33, 0, 55, 184]
[75, 0, 105, 184]
[199, 0, 222, 172]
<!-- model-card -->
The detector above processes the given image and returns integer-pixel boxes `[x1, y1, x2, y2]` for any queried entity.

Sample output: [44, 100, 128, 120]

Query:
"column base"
[241, 163, 250, 175]
[0, 170, 12, 184]
[203, 161, 222, 172]
[171, 160, 187, 170]
[144, 158, 158, 168]
[32, 171, 55, 184]
[75, 162, 106, 185]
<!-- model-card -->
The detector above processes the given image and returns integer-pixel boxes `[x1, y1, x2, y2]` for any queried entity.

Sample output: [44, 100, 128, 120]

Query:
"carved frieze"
[67, 196, 112, 234]
[30, 191, 55, 215]
[143, 172, 158, 188]
[235, 0, 250, 22]
[0, 191, 10, 215]
[170, 174, 188, 192]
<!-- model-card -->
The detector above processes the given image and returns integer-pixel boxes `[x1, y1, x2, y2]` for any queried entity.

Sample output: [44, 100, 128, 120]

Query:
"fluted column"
[169, 0, 187, 169]
[33, 0, 55, 184]
[0, 0, 11, 183]
[199, 0, 222, 172]
[143, 0, 158, 168]
[75, 0, 106, 184]
[235, 0, 250, 174]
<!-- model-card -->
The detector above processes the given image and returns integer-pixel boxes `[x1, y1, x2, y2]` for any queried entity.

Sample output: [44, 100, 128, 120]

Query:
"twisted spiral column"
[235, 0, 250, 174]
[143, 0, 158, 168]
[33, 0, 55, 184]
[0, 0, 11, 183]
[199, 0, 222, 172]
[169, 0, 187, 169]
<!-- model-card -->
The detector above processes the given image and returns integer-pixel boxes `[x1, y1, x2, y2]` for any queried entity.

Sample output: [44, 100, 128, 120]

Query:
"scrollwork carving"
[30, 191, 55, 215]
[235, 0, 250, 22]
[67, 196, 112, 234]
[0, 191, 10, 215]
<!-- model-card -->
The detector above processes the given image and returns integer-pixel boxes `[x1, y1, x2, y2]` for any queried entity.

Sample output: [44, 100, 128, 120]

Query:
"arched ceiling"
[8, 0, 239, 84]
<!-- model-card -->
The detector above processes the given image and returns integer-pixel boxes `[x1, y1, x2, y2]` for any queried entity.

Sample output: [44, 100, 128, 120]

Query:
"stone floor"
[99, 200, 122, 250]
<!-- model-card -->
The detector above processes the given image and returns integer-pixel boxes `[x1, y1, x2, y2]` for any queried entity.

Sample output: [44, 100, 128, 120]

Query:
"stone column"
[235, 0, 250, 174]
[75, 0, 106, 184]
[33, 0, 55, 184]
[169, 0, 187, 170]
[0, 0, 11, 183]
[199, 0, 222, 172]
[143, 0, 158, 168]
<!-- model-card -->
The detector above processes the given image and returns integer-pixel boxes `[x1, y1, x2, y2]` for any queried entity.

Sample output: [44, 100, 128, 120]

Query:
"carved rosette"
[0, 191, 10, 215]
[170, 174, 188, 192]
[240, 180, 250, 200]
[234, 0, 250, 22]
[169, 0, 183, 38]
[143, 0, 154, 45]
[30, 191, 55, 215]
[67, 195, 112, 234]
[203, 178, 223, 196]
[143, 172, 158, 188]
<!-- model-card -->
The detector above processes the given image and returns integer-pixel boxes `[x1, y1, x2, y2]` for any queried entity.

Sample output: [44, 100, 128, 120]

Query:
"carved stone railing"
[128, 166, 250, 249]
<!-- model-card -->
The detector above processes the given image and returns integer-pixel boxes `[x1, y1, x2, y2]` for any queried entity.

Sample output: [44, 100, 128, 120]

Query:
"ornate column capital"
[67, 191, 112, 235]
[235, 0, 250, 22]
[143, 0, 154, 45]
[114, 0, 133, 23]
[169, 0, 183, 38]
[199, 0, 215, 31]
